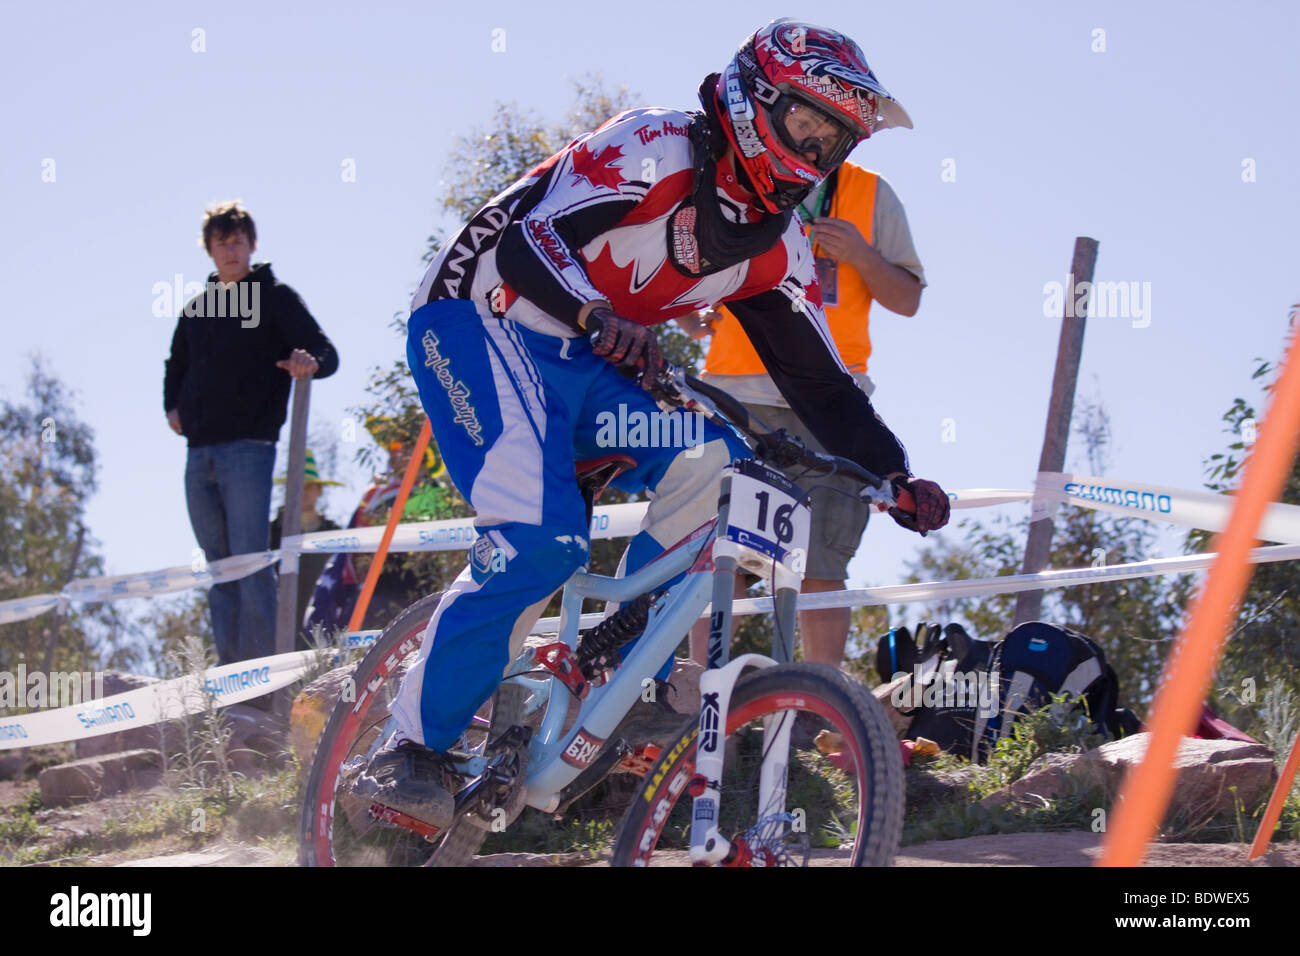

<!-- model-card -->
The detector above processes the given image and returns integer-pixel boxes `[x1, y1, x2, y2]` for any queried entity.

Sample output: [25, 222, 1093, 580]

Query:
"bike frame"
[365, 365, 900, 861]
[452, 463, 807, 858]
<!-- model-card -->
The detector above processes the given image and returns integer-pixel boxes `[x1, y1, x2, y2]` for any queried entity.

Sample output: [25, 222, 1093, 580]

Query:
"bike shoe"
[352, 739, 455, 830]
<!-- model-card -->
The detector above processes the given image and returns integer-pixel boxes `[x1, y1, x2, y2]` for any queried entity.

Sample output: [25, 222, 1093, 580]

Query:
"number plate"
[723, 460, 811, 571]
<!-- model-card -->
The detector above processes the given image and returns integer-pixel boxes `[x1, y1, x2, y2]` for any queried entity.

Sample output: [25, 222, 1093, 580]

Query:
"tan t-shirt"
[699, 172, 924, 407]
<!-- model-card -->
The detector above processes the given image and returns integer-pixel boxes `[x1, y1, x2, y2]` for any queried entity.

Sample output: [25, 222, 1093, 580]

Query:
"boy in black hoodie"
[163, 201, 338, 665]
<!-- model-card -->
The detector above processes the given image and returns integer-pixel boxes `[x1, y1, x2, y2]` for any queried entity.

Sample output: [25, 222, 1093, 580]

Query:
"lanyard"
[797, 169, 838, 225]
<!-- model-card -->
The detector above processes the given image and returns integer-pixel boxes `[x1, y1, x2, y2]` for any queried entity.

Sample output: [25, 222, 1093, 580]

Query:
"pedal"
[614, 743, 663, 777]
[367, 803, 443, 842]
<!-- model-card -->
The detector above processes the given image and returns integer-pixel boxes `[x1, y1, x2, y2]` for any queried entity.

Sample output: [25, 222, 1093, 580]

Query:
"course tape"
[519, 541, 1300, 629]
[1034, 472, 1300, 544]
[4, 474, 1271, 626]
[281, 501, 650, 554]
[11, 540, 1300, 750]
[0, 504, 646, 625]
[0, 489, 1037, 625]
[0, 650, 320, 750]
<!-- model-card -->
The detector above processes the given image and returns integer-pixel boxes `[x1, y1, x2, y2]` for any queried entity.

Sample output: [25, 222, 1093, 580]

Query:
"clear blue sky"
[2, 1, 1297, 635]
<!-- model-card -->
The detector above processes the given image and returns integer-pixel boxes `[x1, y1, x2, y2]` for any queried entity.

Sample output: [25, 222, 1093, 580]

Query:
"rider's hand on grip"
[887, 476, 950, 536]
[586, 308, 664, 389]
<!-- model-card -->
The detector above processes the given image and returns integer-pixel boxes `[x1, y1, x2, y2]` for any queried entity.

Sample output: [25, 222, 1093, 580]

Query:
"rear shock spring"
[574, 591, 662, 680]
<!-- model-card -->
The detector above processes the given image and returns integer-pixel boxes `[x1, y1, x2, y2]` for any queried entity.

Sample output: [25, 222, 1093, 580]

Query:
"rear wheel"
[298, 591, 514, 867]
[610, 663, 903, 867]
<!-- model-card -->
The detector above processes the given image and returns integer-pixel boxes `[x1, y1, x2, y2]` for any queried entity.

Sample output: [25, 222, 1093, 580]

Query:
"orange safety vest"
[704, 165, 879, 376]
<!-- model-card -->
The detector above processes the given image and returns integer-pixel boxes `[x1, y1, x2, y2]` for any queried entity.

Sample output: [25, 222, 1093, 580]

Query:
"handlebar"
[661, 367, 903, 512]
[584, 314, 911, 515]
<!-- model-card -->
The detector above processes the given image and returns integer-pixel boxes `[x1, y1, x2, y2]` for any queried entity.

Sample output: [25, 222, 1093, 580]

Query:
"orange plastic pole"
[1248, 723, 1300, 858]
[346, 418, 434, 633]
[1100, 327, 1300, 867]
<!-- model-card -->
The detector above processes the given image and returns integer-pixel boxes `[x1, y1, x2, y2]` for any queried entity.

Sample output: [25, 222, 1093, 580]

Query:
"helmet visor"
[771, 94, 858, 173]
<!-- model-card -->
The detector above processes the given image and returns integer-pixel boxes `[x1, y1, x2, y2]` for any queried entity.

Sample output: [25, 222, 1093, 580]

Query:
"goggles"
[770, 93, 862, 174]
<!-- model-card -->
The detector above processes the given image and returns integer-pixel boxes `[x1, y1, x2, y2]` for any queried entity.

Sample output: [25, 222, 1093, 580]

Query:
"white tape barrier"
[1035, 472, 1300, 544]
[0, 503, 649, 625]
[0, 489, 1039, 626]
[64, 552, 281, 604]
[3, 474, 1265, 626]
[515, 541, 1300, 631]
[0, 553, 281, 626]
[948, 488, 1033, 510]
[12, 540, 1300, 751]
[281, 501, 651, 555]
[0, 594, 63, 626]
[0, 650, 319, 751]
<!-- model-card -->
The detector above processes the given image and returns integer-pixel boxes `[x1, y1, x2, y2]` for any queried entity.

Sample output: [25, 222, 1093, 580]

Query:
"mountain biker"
[355, 18, 951, 828]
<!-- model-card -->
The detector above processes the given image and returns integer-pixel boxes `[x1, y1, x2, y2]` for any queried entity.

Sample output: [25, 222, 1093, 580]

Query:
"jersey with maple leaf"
[412, 106, 910, 478]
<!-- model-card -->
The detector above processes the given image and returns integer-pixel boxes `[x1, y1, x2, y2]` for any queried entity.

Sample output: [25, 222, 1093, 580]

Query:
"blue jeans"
[185, 440, 278, 665]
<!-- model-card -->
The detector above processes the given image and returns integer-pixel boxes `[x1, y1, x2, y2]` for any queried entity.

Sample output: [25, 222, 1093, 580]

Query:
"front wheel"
[610, 663, 903, 867]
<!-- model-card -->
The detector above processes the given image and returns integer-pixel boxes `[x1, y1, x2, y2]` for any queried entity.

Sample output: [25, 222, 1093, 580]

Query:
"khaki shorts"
[744, 403, 871, 581]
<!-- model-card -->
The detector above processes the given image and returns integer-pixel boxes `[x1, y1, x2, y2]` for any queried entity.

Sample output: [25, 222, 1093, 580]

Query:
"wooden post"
[273, 377, 311, 719]
[1012, 237, 1099, 627]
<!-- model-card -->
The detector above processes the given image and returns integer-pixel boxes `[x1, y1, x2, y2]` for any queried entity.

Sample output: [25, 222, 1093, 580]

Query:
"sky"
[2, 0, 1297, 642]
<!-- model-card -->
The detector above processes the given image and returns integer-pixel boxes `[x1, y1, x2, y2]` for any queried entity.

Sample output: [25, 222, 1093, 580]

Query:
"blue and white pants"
[389, 299, 749, 750]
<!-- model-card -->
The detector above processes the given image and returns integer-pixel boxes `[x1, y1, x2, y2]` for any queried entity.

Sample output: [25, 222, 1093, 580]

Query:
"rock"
[1097, 734, 1276, 821]
[663, 658, 703, 715]
[38, 749, 162, 806]
[222, 703, 288, 773]
[980, 751, 1108, 809]
[906, 766, 977, 809]
[0, 753, 26, 781]
[290, 665, 355, 767]
[978, 734, 1276, 826]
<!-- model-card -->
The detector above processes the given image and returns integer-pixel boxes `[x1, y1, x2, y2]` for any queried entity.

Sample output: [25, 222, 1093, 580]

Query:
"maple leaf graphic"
[569, 142, 626, 192]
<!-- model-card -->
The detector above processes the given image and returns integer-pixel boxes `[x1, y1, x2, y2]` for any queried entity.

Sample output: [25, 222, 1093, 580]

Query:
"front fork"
[690, 473, 803, 865]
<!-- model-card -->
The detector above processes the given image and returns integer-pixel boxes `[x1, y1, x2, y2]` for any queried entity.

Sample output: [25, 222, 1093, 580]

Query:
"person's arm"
[811, 218, 922, 317]
[724, 286, 909, 480]
[272, 285, 339, 379]
[493, 111, 676, 333]
[810, 175, 926, 317]
[163, 316, 188, 434]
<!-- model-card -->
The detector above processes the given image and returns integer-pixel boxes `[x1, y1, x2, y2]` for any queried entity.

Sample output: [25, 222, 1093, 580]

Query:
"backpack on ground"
[972, 621, 1129, 763]
[875, 622, 996, 756]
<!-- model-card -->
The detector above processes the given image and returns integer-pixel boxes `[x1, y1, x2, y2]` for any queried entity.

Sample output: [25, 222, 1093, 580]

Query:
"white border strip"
[11, 541, 1300, 750]
[0, 651, 318, 750]
[0, 489, 1038, 623]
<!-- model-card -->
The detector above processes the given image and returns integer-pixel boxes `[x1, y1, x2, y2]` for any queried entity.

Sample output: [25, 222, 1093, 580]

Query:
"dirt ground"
[5, 776, 1296, 868]
[602, 833, 1299, 867]
[88, 834, 1300, 867]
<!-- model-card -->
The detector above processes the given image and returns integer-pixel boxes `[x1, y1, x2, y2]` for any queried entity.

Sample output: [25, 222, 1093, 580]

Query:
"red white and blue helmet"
[716, 18, 913, 213]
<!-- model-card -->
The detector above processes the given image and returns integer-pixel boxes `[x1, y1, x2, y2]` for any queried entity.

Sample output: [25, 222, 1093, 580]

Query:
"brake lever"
[883, 484, 928, 536]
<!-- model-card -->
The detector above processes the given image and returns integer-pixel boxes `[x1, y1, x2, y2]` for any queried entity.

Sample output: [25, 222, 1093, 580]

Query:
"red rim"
[305, 628, 426, 867]
[626, 688, 871, 866]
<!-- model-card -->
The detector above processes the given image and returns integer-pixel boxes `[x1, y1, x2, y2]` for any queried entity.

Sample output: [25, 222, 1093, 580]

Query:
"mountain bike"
[299, 364, 912, 867]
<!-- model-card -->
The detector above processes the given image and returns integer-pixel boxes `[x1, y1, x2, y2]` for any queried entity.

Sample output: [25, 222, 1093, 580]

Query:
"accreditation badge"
[814, 256, 839, 306]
